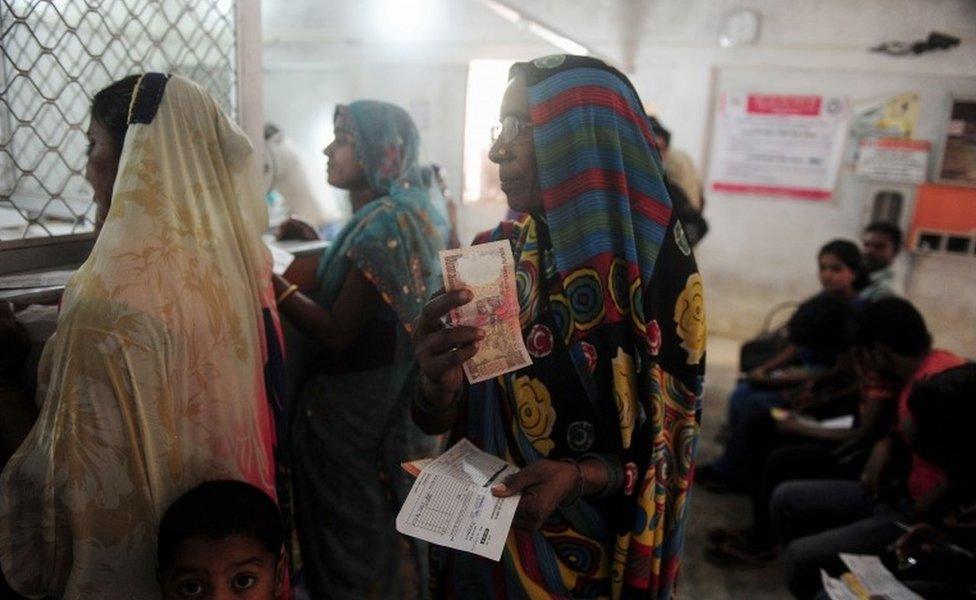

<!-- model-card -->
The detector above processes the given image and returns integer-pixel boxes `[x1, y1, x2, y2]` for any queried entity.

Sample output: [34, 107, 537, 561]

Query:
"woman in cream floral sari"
[0, 74, 283, 599]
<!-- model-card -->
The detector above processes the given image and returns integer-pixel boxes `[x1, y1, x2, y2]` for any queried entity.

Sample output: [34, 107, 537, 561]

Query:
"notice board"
[709, 92, 849, 201]
[705, 66, 976, 205]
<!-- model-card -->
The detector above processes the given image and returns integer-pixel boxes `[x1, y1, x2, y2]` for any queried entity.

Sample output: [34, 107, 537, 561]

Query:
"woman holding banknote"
[273, 101, 446, 599]
[412, 55, 706, 599]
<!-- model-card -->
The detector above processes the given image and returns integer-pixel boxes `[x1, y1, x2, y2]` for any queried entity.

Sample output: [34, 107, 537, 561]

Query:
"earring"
[497, 147, 508, 157]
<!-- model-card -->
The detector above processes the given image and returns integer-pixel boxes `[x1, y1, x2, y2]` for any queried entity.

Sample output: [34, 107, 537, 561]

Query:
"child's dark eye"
[177, 580, 206, 598]
[232, 573, 257, 590]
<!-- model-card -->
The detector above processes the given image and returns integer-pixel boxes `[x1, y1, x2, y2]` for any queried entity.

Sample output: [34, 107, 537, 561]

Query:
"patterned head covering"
[511, 54, 704, 387]
[334, 100, 425, 197]
[317, 100, 446, 330]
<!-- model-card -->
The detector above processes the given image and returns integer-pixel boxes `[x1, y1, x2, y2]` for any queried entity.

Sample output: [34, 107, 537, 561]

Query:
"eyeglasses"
[490, 116, 533, 145]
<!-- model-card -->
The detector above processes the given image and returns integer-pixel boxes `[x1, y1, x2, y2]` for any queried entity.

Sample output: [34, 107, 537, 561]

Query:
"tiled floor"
[679, 334, 791, 599]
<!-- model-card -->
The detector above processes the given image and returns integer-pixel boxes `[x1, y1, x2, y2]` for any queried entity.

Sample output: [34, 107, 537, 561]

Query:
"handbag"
[739, 301, 799, 373]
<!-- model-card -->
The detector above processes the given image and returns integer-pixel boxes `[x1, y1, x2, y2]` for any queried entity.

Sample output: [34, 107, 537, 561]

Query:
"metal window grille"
[0, 0, 238, 242]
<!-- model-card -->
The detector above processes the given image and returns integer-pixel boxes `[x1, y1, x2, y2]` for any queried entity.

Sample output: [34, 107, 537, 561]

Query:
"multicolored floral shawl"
[433, 55, 706, 599]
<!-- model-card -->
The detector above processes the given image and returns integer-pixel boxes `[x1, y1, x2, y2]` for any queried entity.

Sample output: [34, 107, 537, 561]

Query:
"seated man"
[859, 220, 903, 301]
[157, 480, 286, 600]
[769, 298, 965, 599]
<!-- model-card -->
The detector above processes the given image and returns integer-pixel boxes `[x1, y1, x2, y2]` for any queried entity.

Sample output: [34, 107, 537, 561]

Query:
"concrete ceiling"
[261, 0, 540, 45]
[261, 0, 976, 66]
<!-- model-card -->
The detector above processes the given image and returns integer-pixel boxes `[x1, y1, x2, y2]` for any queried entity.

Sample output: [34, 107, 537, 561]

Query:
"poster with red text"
[708, 93, 849, 201]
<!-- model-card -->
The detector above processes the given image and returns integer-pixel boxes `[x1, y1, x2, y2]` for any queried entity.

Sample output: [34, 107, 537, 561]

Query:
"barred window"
[0, 0, 238, 242]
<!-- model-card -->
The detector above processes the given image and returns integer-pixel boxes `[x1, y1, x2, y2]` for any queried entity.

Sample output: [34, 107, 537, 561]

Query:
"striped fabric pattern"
[529, 67, 672, 296]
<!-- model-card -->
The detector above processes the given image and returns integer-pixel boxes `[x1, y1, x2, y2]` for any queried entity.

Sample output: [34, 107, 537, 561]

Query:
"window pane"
[0, 0, 238, 242]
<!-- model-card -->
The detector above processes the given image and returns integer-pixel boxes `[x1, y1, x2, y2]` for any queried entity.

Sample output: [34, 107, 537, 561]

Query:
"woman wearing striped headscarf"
[412, 55, 705, 598]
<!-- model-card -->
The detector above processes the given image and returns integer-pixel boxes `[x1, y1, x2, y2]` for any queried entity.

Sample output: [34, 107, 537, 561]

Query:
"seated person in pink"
[769, 297, 965, 599]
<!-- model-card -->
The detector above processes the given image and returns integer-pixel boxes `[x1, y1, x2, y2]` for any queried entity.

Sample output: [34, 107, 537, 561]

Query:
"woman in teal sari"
[273, 100, 445, 598]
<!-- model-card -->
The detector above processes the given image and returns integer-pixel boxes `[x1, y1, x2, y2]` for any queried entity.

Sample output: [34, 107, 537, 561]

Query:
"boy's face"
[161, 535, 284, 600]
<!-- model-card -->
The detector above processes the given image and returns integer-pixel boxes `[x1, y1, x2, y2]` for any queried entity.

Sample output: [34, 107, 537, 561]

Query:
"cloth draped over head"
[318, 100, 446, 330]
[0, 73, 280, 599]
[438, 55, 705, 599]
[335, 100, 426, 197]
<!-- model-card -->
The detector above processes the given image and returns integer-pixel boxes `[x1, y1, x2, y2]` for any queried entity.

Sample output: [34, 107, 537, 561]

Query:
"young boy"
[157, 480, 286, 600]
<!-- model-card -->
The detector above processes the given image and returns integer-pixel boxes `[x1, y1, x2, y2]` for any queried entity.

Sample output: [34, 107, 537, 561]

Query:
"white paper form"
[839, 554, 923, 600]
[770, 408, 854, 431]
[396, 439, 520, 561]
[820, 570, 859, 600]
[796, 414, 855, 430]
[264, 242, 295, 276]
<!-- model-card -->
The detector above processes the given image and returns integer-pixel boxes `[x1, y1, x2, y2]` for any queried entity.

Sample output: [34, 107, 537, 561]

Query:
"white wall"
[595, 0, 976, 355]
[687, 67, 976, 357]
[263, 0, 976, 356]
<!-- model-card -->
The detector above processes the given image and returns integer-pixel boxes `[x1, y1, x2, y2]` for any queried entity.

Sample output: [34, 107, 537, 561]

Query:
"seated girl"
[698, 239, 868, 492]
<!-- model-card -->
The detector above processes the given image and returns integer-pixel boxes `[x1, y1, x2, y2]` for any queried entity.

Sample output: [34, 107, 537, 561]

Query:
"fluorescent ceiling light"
[527, 22, 589, 56]
[376, 0, 429, 38]
[479, 0, 521, 23]
[476, 0, 591, 57]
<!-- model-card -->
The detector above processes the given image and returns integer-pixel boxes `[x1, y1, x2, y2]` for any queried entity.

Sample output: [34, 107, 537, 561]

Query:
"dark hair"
[819, 239, 869, 291]
[646, 115, 671, 147]
[855, 297, 932, 357]
[864, 220, 903, 253]
[157, 480, 283, 572]
[787, 292, 856, 358]
[91, 75, 141, 150]
[908, 362, 976, 476]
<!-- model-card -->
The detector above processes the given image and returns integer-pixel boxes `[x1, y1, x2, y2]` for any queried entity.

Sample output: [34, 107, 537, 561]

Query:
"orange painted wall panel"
[909, 184, 976, 250]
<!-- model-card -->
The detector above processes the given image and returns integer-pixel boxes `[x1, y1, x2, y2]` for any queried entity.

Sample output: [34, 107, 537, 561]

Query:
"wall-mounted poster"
[845, 92, 921, 166]
[938, 97, 976, 186]
[855, 138, 930, 183]
[708, 93, 849, 201]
